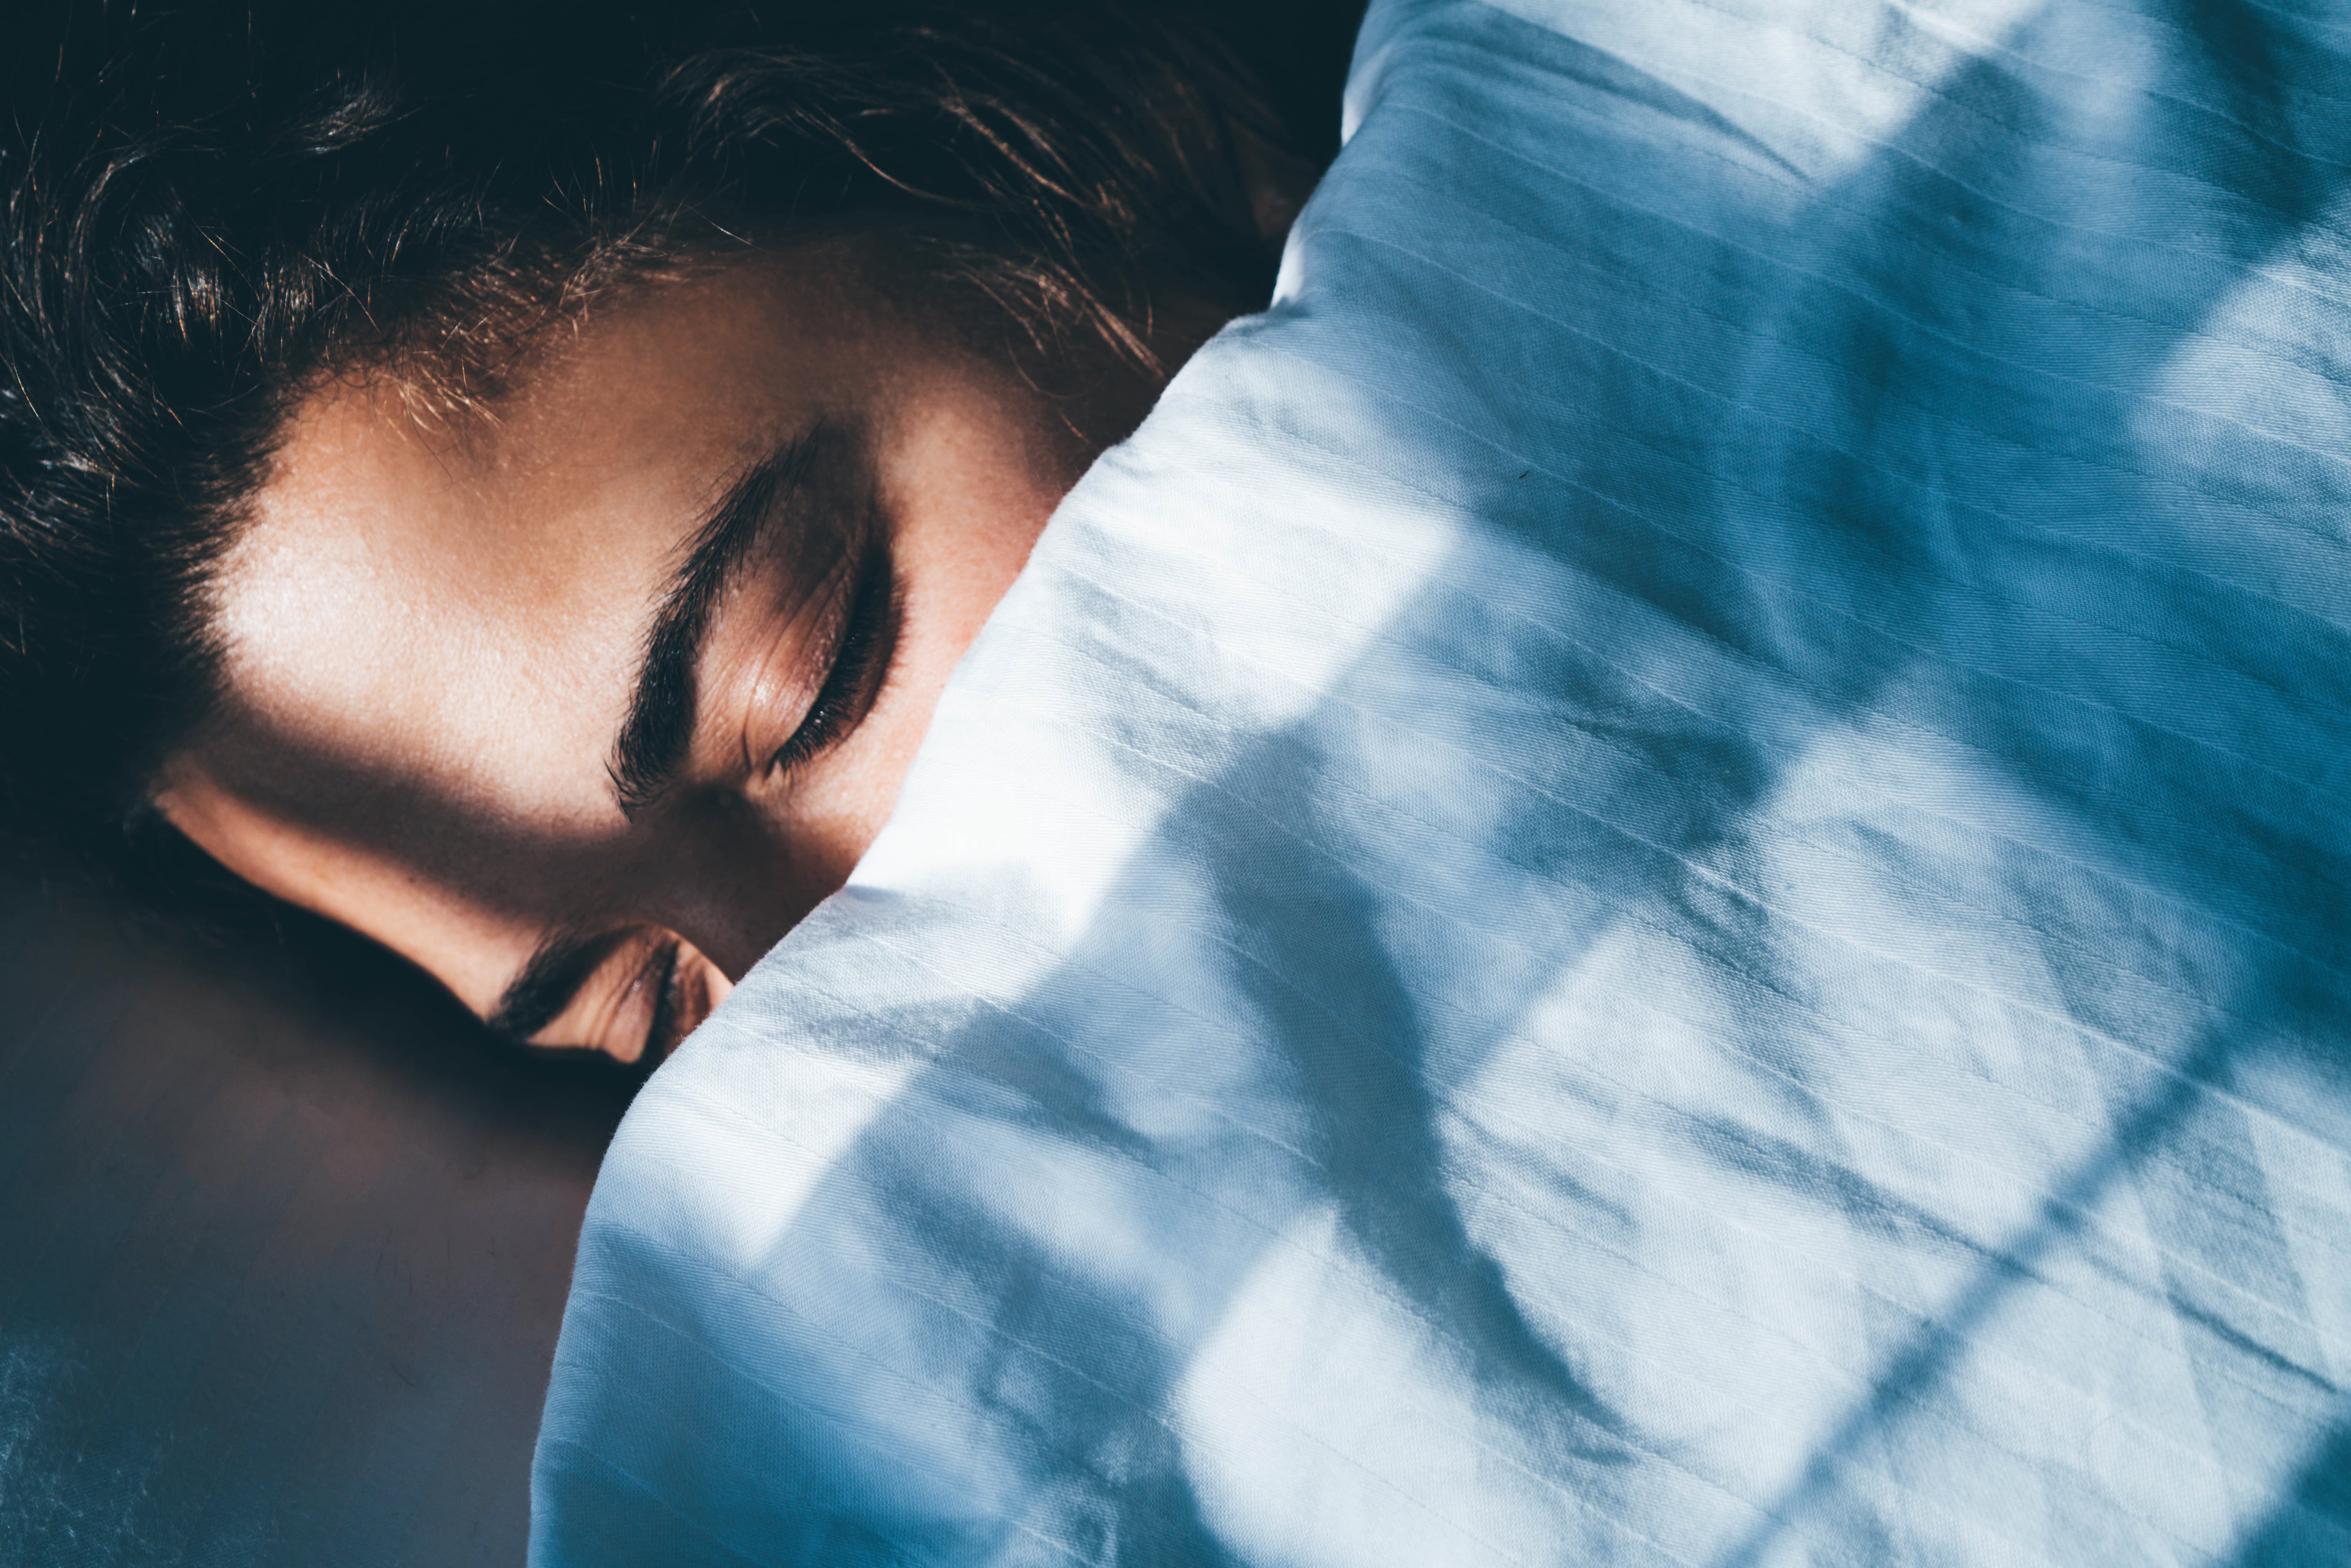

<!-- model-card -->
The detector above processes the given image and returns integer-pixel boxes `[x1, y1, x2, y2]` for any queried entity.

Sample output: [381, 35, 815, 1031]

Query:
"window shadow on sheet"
[2225, 1409, 2351, 1566]
[586, 1, 2351, 1559]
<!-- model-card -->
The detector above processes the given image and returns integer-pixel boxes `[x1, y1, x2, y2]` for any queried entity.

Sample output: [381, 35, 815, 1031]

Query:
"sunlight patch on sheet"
[1176, 1203, 1537, 1568]
[1463, 0, 2047, 181]
[607, 1047, 917, 1270]
[2137, 202, 2351, 617]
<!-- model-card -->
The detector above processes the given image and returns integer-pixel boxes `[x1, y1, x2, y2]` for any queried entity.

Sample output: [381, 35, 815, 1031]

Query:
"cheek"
[631, 799, 848, 978]
[862, 506, 1042, 741]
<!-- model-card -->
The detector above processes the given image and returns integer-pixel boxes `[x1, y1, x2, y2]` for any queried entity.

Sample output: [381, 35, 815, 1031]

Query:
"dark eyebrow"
[606, 429, 819, 813]
[487, 927, 633, 1045]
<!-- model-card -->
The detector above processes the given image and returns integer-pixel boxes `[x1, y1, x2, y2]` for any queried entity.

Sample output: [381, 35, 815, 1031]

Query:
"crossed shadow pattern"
[532, 1, 2351, 1562]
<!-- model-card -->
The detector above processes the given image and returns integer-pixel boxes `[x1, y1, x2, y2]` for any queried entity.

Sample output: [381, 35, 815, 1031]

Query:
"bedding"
[531, 0, 2351, 1562]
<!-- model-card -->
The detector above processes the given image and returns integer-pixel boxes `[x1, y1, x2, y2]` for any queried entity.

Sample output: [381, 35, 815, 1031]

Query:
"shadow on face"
[157, 238, 1207, 1064]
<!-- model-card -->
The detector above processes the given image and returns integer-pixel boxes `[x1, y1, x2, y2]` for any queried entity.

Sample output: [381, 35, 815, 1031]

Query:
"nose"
[677, 910, 793, 986]
[635, 804, 866, 982]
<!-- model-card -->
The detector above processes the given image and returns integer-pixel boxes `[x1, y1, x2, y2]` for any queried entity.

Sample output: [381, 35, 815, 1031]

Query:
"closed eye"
[768, 533, 900, 782]
[492, 922, 721, 1066]
[625, 936, 685, 1065]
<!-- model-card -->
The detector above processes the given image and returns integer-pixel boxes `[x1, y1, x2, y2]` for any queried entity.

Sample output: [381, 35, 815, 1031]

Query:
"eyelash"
[767, 543, 895, 781]
[632, 937, 685, 1066]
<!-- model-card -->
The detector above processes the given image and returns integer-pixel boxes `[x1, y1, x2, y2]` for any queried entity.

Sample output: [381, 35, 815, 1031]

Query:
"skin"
[155, 238, 1211, 1063]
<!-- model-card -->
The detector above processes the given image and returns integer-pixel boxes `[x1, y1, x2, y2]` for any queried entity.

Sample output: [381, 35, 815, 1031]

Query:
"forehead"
[204, 261, 844, 823]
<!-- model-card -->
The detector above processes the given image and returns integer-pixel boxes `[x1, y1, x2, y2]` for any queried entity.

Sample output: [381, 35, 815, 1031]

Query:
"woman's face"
[156, 243, 1177, 1063]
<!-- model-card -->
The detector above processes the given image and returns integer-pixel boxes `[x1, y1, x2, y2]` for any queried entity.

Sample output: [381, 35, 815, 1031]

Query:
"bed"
[532, 0, 2351, 1561]
[0, 880, 628, 1565]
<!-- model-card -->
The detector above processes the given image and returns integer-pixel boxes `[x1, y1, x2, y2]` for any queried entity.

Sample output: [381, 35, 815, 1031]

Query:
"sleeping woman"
[8, 0, 2350, 1563]
[0, 0, 1314, 1065]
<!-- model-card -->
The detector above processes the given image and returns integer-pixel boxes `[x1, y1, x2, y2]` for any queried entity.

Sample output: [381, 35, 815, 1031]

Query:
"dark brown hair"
[0, 0, 1290, 895]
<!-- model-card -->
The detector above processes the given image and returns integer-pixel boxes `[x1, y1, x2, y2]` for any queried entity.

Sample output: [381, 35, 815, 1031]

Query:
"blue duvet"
[531, 1, 2351, 1561]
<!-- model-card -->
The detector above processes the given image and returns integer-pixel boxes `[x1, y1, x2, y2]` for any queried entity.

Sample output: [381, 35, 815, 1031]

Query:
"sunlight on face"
[157, 240, 1178, 1063]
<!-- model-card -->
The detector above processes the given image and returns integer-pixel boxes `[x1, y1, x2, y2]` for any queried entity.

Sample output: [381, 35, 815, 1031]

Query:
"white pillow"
[534, 1, 2351, 1562]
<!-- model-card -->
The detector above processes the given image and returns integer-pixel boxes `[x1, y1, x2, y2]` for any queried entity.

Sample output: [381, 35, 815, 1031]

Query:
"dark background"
[0, 882, 632, 1566]
[0, 3, 1364, 1562]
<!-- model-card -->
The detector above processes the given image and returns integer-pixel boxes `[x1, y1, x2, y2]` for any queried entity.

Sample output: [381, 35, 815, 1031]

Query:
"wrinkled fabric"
[531, 1, 2351, 1562]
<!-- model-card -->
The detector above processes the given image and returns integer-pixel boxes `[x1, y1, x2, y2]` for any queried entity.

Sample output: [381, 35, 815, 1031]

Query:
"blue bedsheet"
[531, 1, 2351, 1561]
